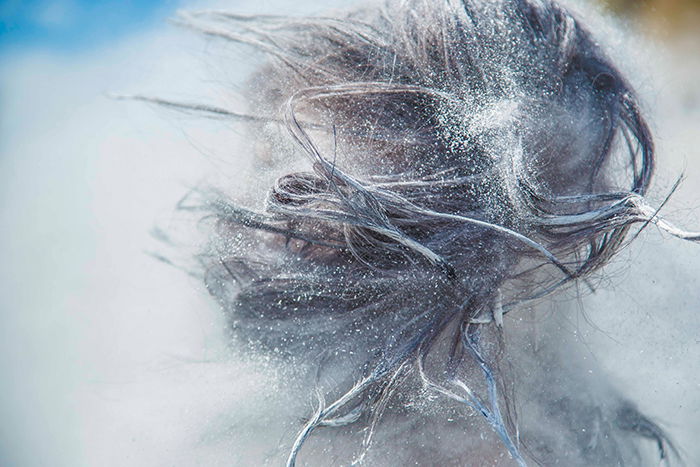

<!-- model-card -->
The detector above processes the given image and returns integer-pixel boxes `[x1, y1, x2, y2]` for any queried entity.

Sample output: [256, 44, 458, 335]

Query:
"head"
[170, 0, 690, 464]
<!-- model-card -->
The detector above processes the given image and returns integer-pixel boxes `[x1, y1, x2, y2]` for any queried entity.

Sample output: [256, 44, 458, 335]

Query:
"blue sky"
[0, 0, 181, 53]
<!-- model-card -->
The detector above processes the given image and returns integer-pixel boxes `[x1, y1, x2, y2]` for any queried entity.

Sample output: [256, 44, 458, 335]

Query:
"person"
[141, 0, 698, 464]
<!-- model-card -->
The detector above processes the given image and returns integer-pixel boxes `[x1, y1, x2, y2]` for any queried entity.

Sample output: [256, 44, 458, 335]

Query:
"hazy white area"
[0, 0, 698, 465]
[582, 36, 700, 463]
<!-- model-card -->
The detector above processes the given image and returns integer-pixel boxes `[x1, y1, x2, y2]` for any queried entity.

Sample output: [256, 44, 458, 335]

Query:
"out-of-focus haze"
[1, 1, 698, 465]
[603, 0, 700, 34]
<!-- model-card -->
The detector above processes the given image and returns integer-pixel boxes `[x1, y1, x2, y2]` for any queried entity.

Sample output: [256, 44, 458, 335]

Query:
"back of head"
[185, 0, 683, 464]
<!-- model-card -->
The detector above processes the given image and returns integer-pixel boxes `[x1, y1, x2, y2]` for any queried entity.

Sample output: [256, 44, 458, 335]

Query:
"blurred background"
[0, 0, 179, 54]
[603, 0, 700, 33]
[1, 1, 699, 466]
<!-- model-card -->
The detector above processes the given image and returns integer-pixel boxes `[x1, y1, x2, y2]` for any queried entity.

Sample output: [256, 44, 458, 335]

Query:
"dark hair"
[149, 0, 698, 464]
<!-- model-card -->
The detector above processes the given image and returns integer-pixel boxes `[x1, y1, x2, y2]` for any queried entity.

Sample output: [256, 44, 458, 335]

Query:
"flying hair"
[136, 0, 700, 465]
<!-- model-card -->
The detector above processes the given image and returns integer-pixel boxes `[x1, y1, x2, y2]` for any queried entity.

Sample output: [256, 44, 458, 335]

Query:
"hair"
[142, 0, 699, 465]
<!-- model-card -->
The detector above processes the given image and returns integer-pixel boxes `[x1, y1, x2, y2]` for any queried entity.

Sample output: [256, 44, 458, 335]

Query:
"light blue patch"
[0, 0, 180, 53]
